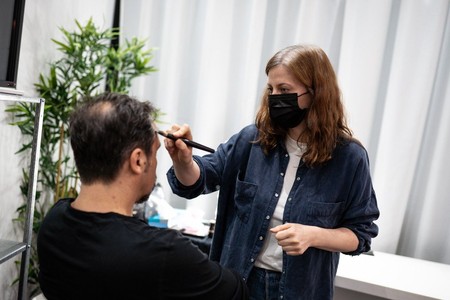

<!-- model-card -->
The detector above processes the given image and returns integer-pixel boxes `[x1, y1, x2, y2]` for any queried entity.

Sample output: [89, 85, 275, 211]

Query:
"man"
[37, 93, 248, 300]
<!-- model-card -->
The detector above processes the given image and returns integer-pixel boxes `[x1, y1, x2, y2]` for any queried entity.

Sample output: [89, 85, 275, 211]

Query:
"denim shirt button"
[259, 236, 263, 240]
[275, 193, 279, 197]
[250, 258, 254, 262]
[285, 154, 288, 157]
[287, 197, 292, 201]
[266, 215, 270, 220]
[280, 172, 284, 176]
[215, 185, 220, 190]
[280, 296, 283, 299]
[296, 177, 300, 181]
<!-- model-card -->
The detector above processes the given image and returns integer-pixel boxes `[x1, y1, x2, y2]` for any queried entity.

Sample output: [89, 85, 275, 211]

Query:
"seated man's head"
[69, 92, 159, 202]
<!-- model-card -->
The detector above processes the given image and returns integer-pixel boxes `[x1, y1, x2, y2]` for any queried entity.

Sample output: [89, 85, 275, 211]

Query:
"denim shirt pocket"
[234, 178, 258, 224]
[305, 200, 345, 228]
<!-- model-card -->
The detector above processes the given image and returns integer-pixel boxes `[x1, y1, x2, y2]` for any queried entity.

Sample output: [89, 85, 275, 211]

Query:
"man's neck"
[71, 183, 135, 216]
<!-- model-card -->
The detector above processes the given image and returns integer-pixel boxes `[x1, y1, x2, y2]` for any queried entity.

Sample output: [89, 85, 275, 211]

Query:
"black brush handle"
[157, 131, 215, 153]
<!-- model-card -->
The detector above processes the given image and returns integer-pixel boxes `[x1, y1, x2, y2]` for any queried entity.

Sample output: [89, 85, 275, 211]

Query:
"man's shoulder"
[42, 198, 73, 221]
[147, 227, 204, 252]
[53, 197, 73, 208]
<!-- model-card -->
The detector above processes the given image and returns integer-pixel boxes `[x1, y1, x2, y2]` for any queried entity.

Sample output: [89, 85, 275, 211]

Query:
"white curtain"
[121, 0, 450, 265]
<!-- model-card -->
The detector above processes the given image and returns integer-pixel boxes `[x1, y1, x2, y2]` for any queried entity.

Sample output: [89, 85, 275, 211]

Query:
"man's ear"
[129, 148, 147, 174]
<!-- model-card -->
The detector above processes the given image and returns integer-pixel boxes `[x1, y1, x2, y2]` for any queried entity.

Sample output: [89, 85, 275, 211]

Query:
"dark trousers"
[247, 267, 281, 300]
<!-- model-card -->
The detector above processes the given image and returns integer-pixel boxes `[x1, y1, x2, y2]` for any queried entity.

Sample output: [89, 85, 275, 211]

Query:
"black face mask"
[268, 92, 309, 128]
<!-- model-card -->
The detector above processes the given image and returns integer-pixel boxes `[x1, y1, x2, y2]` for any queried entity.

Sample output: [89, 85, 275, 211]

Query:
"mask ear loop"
[297, 91, 310, 98]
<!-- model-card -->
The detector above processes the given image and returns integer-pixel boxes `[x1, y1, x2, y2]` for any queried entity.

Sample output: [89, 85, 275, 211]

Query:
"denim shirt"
[167, 124, 379, 300]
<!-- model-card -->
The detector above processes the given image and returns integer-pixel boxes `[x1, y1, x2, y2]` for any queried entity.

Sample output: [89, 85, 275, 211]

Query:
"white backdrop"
[121, 0, 450, 264]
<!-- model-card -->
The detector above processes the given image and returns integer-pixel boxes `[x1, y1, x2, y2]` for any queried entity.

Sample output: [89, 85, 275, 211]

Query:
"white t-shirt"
[254, 135, 306, 272]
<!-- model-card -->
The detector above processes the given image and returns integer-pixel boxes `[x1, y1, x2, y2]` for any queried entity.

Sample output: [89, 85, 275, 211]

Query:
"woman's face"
[267, 65, 312, 110]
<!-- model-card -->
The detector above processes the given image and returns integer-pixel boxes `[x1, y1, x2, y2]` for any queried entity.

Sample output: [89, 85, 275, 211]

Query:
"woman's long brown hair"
[255, 45, 355, 167]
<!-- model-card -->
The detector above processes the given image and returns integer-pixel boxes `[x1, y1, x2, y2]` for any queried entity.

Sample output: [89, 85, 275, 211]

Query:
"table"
[335, 251, 450, 299]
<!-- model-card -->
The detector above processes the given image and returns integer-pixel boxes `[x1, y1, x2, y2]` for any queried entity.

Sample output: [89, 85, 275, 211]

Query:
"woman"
[163, 44, 379, 299]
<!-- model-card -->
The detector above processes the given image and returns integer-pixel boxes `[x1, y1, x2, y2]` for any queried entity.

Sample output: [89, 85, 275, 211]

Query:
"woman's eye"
[280, 88, 289, 93]
[267, 88, 273, 94]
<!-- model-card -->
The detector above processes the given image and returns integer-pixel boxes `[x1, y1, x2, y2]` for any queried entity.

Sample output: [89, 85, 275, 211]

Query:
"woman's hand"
[162, 123, 200, 187]
[163, 124, 194, 166]
[270, 223, 315, 255]
[270, 223, 359, 255]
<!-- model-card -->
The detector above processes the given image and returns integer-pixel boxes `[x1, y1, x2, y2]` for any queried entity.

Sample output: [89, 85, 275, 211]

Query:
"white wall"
[0, 1, 114, 299]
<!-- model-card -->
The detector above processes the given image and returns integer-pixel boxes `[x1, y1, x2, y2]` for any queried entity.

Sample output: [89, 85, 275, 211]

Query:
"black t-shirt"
[37, 198, 248, 300]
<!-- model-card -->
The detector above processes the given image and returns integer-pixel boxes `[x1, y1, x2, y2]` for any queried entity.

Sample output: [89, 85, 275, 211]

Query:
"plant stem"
[54, 124, 64, 203]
